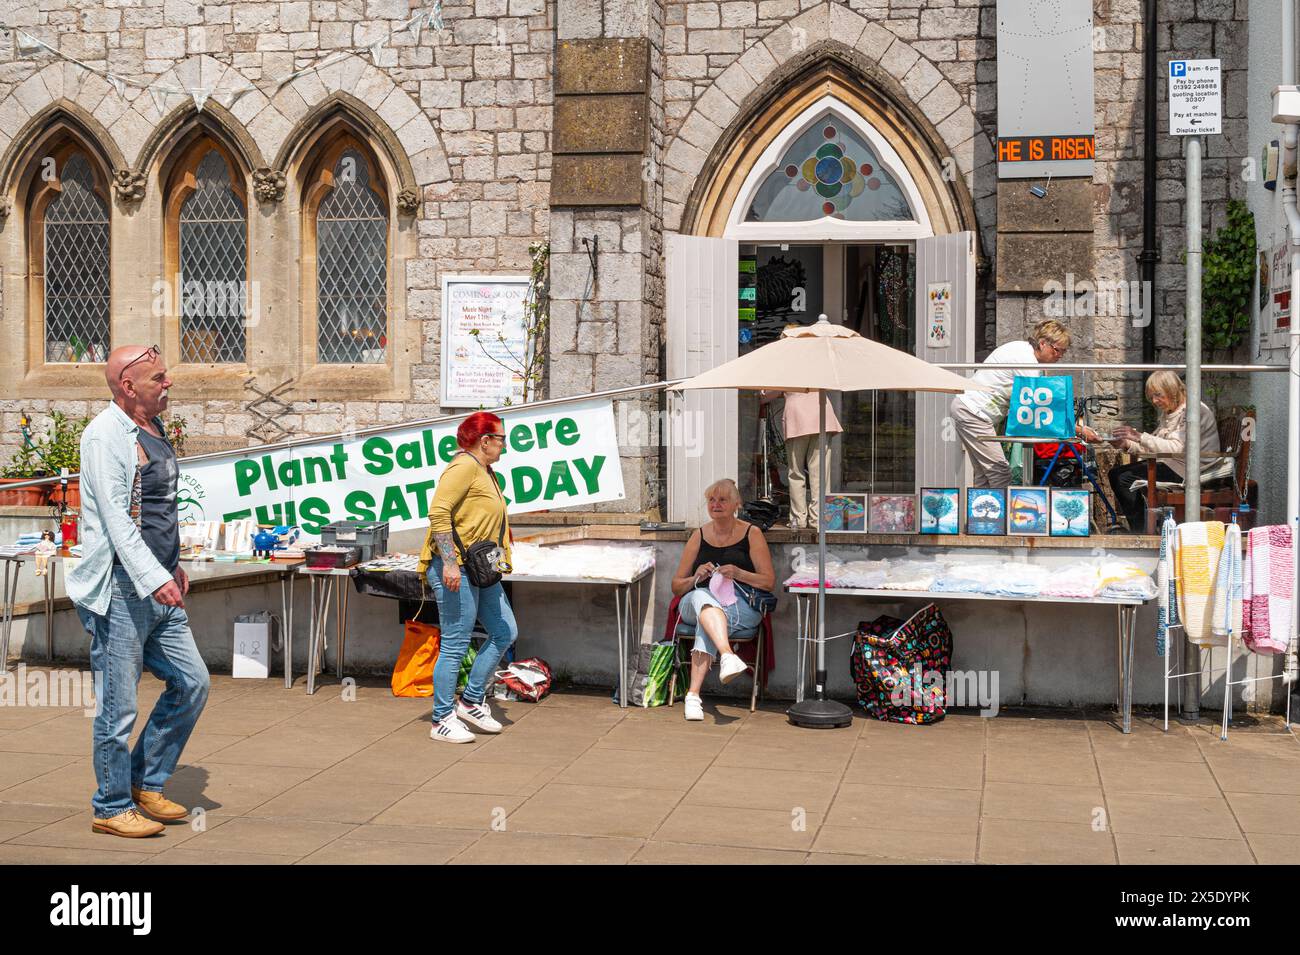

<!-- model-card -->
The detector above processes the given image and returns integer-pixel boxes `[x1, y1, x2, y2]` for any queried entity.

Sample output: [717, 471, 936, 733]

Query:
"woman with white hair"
[670, 479, 777, 721]
[1085, 370, 1220, 531]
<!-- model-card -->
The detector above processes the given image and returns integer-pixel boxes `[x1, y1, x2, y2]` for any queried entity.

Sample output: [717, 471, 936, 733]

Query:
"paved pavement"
[1, 668, 1297, 864]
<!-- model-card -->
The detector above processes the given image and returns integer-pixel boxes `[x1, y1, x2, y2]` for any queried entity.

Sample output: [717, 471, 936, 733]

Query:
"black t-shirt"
[692, 523, 757, 576]
[114, 418, 180, 573]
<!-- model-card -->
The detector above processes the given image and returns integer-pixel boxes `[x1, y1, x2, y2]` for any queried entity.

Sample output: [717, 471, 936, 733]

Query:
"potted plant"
[0, 445, 50, 506]
[1, 412, 89, 506]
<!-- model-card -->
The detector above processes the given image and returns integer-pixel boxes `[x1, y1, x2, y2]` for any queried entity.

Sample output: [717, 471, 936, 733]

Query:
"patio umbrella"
[675, 315, 987, 728]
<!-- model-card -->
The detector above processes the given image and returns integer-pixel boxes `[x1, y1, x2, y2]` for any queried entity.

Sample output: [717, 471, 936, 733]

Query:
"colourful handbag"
[849, 604, 953, 724]
[1005, 374, 1075, 439]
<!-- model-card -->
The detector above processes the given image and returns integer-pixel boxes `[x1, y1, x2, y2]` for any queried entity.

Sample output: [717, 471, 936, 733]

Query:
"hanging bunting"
[148, 85, 170, 115]
[191, 88, 209, 112]
[368, 40, 387, 66]
[108, 73, 126, 98]
[14, 30, 46, 56]
[407, 14, 425, 46]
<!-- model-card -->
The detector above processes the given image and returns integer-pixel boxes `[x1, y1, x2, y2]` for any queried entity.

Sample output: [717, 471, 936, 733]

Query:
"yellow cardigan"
[418, 453, 513, 575]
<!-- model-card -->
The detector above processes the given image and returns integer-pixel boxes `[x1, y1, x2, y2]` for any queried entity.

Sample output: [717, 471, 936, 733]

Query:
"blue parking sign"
[1170, 61, 1186, 77]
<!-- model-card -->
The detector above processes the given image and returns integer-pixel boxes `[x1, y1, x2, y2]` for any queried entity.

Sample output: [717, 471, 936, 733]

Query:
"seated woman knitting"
[669, 479, 776, 722]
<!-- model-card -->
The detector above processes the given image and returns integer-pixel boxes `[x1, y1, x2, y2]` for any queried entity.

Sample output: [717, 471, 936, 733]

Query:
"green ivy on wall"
[1201, 199, 1257, 355]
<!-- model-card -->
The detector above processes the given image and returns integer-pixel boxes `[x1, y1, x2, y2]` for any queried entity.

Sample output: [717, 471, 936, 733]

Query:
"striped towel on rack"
[1156, 514, 1179, 657]
[1242, 524, 1294, 654]
[1211, 522, 1243, 642]
[1175, 521, 1226, 647]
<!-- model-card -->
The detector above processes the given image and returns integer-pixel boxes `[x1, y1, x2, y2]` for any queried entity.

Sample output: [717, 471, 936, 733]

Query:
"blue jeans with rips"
[426, 555, 518, 721]
[76, 565, 210, 818]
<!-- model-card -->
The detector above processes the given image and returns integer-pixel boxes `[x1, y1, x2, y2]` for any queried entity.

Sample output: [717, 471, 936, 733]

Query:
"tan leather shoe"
[91, 809, 164, 838]
[131, 788, 189, 822]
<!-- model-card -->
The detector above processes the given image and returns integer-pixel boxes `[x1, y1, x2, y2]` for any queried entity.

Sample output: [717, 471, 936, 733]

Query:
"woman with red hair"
[419, 411, 517, 743]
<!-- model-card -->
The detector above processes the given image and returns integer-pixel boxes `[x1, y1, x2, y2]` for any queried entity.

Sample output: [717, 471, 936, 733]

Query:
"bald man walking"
[67, 345, 209, 838]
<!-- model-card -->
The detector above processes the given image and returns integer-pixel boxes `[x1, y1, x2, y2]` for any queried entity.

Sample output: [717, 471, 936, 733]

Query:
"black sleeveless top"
[693, 523, 757, 576]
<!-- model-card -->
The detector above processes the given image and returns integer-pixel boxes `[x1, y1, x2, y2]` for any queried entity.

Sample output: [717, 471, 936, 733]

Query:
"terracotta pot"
[47, 479, 80, 508]
[0, 478, 49, 507]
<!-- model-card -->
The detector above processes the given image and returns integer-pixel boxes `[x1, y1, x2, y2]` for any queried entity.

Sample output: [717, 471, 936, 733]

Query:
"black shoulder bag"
[449, 456, 509, 588]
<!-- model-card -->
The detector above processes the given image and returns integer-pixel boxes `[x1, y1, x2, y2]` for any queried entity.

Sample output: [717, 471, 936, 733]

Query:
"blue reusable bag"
[1004, 375, 1075, 439]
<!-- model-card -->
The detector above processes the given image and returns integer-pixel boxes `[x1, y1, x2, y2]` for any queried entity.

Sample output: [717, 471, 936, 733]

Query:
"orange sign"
[996, 136, 1096, 163]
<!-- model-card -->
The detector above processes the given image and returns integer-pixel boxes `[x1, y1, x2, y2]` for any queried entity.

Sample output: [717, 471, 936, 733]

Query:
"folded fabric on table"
[880, 561, 943, 591]
[1042, 562, 1102, 598]
[784, 554, 847, 589]
[509, 542, 655, 582]
[932, 561, 1004, 593]
[988, 562, 1052, 598]
[835, 559, 890, 589]
[1156, 514, 1179, 656]
[1175, 521, 1226, 646]
[1096, 560, 1158, 600]
[1242, 524, 1294, 654]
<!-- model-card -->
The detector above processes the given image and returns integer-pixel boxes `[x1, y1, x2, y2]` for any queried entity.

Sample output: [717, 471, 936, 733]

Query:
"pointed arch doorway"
[666, 84, 978, 526]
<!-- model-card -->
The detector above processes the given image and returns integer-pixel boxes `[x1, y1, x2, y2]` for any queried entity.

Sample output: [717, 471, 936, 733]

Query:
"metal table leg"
[281, 571, 293, 689]
[1121, 604, 1136, 734]
[307, 574, 333, 696]
[337, 576, 350, 679]
[45, 559, 56, 662]
[0, 559, 19, 672]
[614, 582, 627, 707]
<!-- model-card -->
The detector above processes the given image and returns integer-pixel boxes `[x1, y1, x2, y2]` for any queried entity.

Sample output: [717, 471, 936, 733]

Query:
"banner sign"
[995, 0, 1095, 179]
[441, 275, 529, 408]
[177, 398, 625, 536]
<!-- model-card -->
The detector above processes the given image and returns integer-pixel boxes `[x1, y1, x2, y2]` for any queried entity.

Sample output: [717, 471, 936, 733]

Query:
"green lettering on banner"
[304, 455, 333, 485]
[544, 461, 578, 499]
[279, 458, 303, 487]
[534, 420, 554, 449]
[422, 429, 437, 467]
[255, 500, 296, 526]
[407, 479, 437, 517]
[345, 490, 377, 522]
[263, 455, 278, 491]
[299, 497, 330, 534]
[511, 466, 542, 503]
[379, 485, 412, 522]
[362, 437, 393, 475]
[223, 508, 252, 521]
[396, 439, 422, 470]
[235, 460, 260, 496]
[555, 417, 580, 446]
[572, 455, 605, 493]
[329, 444, 349, 478]
[510, 424, 534, 453]
[439, 436, 458, 463]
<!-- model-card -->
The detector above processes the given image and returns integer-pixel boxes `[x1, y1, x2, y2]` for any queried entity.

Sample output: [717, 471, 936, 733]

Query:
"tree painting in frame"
[1050, 488, 1091, 537]
[966, 487, 1007, 536]
[869, 494, 916, 534]
[919, 488, 960, 535]
[1007, 486, 1050, 536]
[823, 494, 866, 532]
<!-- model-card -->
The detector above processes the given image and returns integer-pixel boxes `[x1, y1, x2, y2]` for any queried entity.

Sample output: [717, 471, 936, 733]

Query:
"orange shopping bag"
[391, 619, 440, 697]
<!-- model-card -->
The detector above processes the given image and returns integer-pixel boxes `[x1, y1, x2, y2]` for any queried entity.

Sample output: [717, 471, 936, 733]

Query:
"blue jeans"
[678, 586, 763, 656]
[426, 556, 518, 721]
[76, 566, 209, 818]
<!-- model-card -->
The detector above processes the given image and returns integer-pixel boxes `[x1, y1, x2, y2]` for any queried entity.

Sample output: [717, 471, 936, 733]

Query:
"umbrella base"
[786, 698, 854, 729]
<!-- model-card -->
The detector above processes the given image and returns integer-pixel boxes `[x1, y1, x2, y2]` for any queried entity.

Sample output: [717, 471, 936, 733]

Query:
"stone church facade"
[0, 0, 1247, 517]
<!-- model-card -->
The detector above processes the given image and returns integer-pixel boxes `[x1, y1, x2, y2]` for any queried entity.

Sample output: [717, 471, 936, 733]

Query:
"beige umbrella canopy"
[677, 317, 984, 395]
[673, 315, 987, 728]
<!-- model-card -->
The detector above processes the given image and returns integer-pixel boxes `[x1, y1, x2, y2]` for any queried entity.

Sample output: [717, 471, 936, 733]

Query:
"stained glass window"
[316, 148, 388, 364]
[179, 150, 247, 363]
[43, 154, 110, 363]
[745, 113, 913, 223]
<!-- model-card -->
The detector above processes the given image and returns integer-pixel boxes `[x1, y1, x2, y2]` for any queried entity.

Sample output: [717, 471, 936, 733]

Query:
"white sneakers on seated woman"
[683, 652, 748, 721]
[431, 696, 503, 742]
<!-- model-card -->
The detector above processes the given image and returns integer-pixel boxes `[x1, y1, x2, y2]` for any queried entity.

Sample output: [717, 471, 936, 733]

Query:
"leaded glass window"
[179, 150, 247, 363]
[316, 149, 388, 364]
[745, 113, 913, 223]
[43, 154, 110, 363]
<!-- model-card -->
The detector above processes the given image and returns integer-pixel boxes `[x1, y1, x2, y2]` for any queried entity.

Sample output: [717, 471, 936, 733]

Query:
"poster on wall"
[926, 282, 951, 348]
[176, 397, 626, 537]
[441, 275, 530, 408]
[1271, 243, 1292, 351]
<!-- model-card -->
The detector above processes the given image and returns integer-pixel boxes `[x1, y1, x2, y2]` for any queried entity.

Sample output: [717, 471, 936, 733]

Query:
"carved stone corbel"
[113, 168, 146, 201]
[253, 167, 286, 203]
[396, 186, 421, 215]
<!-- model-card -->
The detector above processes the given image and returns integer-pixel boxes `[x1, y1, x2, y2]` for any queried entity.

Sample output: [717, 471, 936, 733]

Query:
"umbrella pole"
[787, 388, 853, 728]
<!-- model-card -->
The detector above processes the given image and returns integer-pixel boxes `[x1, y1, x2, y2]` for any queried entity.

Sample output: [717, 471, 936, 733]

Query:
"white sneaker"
[719, 653, 749, 685]
[456, 697, 503, 734]
[430, 714, 475, 743]
[684, 693, 704, 721]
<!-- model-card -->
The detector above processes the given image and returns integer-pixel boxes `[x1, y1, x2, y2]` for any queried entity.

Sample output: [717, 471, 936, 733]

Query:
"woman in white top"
[1086, 370, 1220, 532]
[949, 320, 1072, 488]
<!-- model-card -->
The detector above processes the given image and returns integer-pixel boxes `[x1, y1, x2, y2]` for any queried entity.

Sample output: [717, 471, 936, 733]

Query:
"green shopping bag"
[618, 641, 686, 707]
[457, 644, 478, 692]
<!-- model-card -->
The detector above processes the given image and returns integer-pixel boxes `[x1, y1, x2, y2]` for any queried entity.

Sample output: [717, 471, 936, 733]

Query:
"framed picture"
[1007, 486, 1050, 536]
[965, 487, 1007, 536]
[1050, 488, 1091, 537]
[868, 494, 916, 534]
[823, 493, 866, 532]
[919, 487, 960, 535]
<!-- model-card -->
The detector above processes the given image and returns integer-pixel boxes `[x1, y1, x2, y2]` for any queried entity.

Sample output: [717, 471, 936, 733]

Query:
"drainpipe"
[1181, 133, 1204, 722]
[1140, 0, 1157, 364]
[1281, 1, 1300, 696]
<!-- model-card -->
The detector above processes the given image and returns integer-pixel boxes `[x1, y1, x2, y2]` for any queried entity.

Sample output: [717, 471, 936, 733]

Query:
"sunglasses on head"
[119, 344, 161, 382]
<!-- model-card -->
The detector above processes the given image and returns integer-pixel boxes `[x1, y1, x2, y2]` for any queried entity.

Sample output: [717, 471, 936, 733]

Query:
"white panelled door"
[665, 233, 738, 526]
[914, 231, 976, 492]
